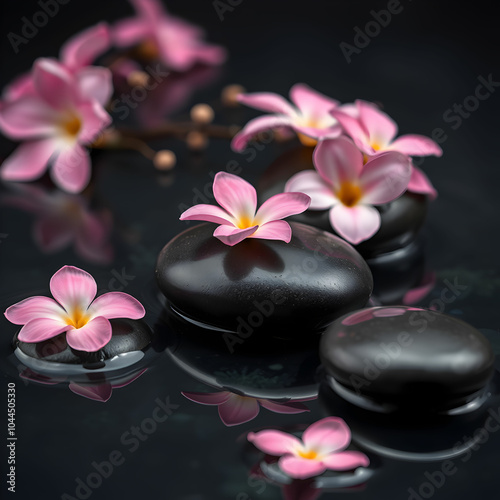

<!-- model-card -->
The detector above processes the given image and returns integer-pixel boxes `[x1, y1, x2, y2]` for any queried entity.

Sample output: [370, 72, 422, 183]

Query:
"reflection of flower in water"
[341, 306, 422, 326]
[403, 271, 436, 305]
[1, 183, 113, 264]
[19, 367, 147, 403]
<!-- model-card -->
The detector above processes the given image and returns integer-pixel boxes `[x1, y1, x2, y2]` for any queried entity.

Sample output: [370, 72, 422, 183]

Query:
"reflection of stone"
[259, 146, 428, 258]
[320, 306, 495, 413]
[155, 222, 373, 335]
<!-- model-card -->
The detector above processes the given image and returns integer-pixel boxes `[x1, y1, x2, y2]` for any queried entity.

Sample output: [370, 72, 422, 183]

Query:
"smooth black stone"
[15, 318, 153, 365]
[156, 221, 373, 334]
[320, 306, 495, 412]
[259, 146, 428, 258]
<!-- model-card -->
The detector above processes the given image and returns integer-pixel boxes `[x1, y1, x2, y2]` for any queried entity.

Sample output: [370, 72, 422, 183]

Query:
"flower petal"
[34, 216, 74, 252]
[112, 19, 150, 46]
[61, 22, 111, 70]
[2, 73, 35, 102]
[285, 170, 336, 210]
[407, 165, 438, 199]
[252, 220, 291, 243]
[65, 316, 112, 352]
[77, 67, 113, 107]
[389, 134, 443, 157]
[289, 83, 339, 119]
[49, 265, 97, 312]
[0, 139, 55, 182]
[213, 225, 258, 246]
[181, 391, 231, 405]
[360, 152, 411, 205]
[247, 430, 302, 455]
[329, 108, 370, 152]
[238, 92, 297, 116]
[69, 382, 113, 402]
[302, 417, 351, 455]
[330, 204, 381, 245]
[279, 455, 326, 479]
[179, 204, 234, 225]
[293, 124, 342, 140]
[313, 136, 364, 188]
[321, 450, 370, 470]
[218, 395, 260, 426]
[18, 317, 69, 343]
[51, 145, 91, 193]
[87, 292, 145, 320]
[357, 99, 398, 146]
[78, 100, 112, 144]
[256, 192, 311, 224]
[231, 115, 294, 152]
[212, 172, 257, 220]
[259, 399, 310, 414]
[5, 296, 65, 325]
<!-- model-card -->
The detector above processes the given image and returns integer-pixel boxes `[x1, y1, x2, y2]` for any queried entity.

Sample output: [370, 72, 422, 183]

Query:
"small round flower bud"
[221, 84, 246, 107]
[153, 150, 176, 170]
[186, 131, 208, 151]
[190, 103, 214, 124]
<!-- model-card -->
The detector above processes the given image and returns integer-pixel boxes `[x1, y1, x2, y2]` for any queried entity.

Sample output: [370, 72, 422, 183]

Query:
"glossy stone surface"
[320, 306, 495, 411]
[156, 221, 373, 334]
[259, 146, 428, 258]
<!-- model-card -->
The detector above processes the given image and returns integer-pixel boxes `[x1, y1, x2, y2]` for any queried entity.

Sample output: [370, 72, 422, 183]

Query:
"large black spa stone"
[155, 222, 373, 334]
[320, 306, 495, 412]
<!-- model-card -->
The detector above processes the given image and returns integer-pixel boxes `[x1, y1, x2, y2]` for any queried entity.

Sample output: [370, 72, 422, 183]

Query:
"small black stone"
[155, 221, 373, 335]
[320, 306, 495, 412]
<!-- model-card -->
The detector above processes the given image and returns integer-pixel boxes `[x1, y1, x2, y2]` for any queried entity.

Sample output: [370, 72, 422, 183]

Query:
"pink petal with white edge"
[179, 204, 234, 225]
[69, 382, 112, 402]
[181, 391, 231, 406]
[255, 192, 310, 224]
[330, 204, 381, 245]
[213, 172, 257, 220]
[5, 296, 65, 325]
[0, 96, 59, 139]
[357, 99, 398, 146]
[33, 59, 78, 110]
[112, 19, 150, 46]
[407, 166, 438, 199]
[61, 22, 111, 70]
[289, 83, 340, 118]
[279, 455, 326, 479]
[293, 124, 342, 140]
[302, 417, 351, 455]
[259, 399, 310, 414]
[285, 171, 336, 210]
[389, 134, 443, 157]
[329, 108, 369, 151]
[78, 100, 112, 144]
[313, 136, 364, 187]
[77, 67, 113, 107]
[237, 92, 297, 117]
[322, 450, 370, 470]
[18, 317, 69, 343]
[247, 430, 302, 455]
[231, 115, 294, 152]
[359, 152, 411, 205]
[2, 73, 35, 101]
[65, 316, 112, 352]
[51, 145, 91, 193]
[0, 139, 55, 182]
[49, 265, 97, 312]
[252, 220, 292, 243]
[218, 395, 260, 426]
[213, 225, 258, 246]
[87, 292, 145, 320]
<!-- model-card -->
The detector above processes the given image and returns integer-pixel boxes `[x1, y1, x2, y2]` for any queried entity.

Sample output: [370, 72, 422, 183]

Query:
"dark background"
[1, 1, 499, 499]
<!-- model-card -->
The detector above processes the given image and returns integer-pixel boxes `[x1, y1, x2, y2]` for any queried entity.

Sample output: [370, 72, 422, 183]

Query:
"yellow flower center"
[297, 117, 319, 147]
[65, 306, 90, 329]
[371, 142, 381, 151]
[297, 449, 319, 460]
[336, 181, 363, 207]
[61, 114, 82, 138]
[236, 215, 255, 229]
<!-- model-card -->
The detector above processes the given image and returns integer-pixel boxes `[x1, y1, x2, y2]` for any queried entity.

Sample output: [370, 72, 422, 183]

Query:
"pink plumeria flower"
[232, 83, 345, 152]
[248, 417, 369, 480]
[0, 59, 112, 193]
[3, 23, 112, 107]
[182, 390, 310, 427]
[330, 100, 442, 198]
[180, 172, 311, 246]
[4, 266, 145, 352]
[285, 137, 411, 245]
[113, 0, 227, 72]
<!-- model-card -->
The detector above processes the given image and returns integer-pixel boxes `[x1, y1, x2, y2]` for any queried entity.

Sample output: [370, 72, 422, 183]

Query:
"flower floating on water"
[232, 83, 345, 151]
[182, 390, 310, 426]
[248, 417, 369, 479]
[0, 59, 112, 193]
[4, 266, 145, 352]
[285, 136, 411, 244]
[180, 172, 310, 246]
[113, 0, 227, 72]
[330, 100, 442, 198]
